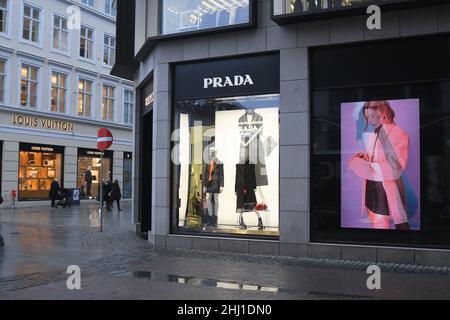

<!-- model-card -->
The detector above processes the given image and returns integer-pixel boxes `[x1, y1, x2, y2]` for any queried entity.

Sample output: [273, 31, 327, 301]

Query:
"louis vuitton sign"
[12, 114, 74, 132]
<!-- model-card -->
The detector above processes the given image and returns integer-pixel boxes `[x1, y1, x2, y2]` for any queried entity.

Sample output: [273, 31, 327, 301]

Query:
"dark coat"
[85, 170, 93, 183]
[110, 182, 122, 201]
[235, 163, 257, 211]
[49, 181, 60, 199]
[103, 182, 112, 200]
[203, 159, 224, 193]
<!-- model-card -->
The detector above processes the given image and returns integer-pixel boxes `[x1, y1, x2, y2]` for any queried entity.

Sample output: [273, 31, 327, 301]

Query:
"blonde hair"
[363, 100, 395, 129]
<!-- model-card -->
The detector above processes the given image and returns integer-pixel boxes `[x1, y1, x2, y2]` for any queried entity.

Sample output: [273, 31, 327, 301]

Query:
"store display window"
[171, 54, 280, 238]
[310, 34, 450, 248]
[173, 95, 280, 237]
[18, 143, 64, 201]
[77, 149, 113, 199]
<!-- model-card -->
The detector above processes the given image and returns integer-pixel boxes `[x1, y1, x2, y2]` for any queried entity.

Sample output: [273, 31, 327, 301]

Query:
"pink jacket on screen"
[348, 123, 409, 225]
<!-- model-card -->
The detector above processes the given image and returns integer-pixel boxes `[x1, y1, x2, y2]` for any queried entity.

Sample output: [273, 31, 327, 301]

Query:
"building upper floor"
[112, 0, 448, 80]
[0, 49, 134, 127]
[0, 0, 119, 77]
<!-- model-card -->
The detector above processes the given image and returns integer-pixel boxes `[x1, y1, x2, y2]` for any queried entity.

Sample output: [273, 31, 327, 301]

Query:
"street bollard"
[0, 233, 4, 247]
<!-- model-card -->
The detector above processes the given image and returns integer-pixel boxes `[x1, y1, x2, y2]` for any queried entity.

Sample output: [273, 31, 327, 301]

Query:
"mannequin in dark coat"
[49, 179, 60, 208]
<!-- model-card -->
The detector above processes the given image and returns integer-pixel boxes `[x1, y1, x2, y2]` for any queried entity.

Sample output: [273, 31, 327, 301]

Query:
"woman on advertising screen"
[349, 101, 411, 230]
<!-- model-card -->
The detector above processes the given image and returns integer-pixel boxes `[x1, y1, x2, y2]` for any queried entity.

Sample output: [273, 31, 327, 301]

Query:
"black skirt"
[365, 180, 390, 216]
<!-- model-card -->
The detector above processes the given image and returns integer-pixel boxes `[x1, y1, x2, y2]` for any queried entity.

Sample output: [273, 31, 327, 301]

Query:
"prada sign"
[175, 54, 280, 100]
[12, 114, 74, 132]
[203, 75, 255, 89]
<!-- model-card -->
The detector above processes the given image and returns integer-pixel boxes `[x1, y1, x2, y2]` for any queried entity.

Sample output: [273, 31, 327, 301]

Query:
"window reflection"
[274, 0, 397, 15]
[162, 0, 250, 35]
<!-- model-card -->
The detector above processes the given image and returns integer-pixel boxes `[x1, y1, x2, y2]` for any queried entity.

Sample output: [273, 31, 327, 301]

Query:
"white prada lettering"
[203, 74, 255, 89]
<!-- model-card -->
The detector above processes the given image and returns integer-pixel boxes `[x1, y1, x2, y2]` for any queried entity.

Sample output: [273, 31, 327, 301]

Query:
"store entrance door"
[140, 111, 153, 238]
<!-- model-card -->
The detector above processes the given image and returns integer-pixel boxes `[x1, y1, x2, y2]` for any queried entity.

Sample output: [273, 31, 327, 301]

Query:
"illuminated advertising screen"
[341, 99, 421, 230]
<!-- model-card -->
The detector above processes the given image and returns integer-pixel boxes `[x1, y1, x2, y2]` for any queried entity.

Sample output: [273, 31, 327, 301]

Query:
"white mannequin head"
[209, 147, 217, 159]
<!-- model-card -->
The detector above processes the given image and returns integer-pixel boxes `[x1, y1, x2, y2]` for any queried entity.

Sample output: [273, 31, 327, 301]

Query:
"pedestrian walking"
[103, 180, 112, 212]
[110, 180, 122, 211]
[49, 179, 60, 208]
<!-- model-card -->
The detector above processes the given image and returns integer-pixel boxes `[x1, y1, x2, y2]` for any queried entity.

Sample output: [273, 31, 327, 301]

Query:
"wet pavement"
[1, 203, 450, 300]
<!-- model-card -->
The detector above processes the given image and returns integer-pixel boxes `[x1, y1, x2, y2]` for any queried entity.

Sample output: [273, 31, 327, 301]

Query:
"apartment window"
[78, 79, 92, 117]
[102, 85, 114, 121]
[20, 64, 38, 108]
[53, 15, 68, 51]
[82, 0, 94, 7]
[162, 0, 250, 35]
[103, 34, 115, 66]
[124, 90, 134, 124]
[105, 0, 117, 17]
[80, 26, 94, 59]
[0, 59, 5, 102]
[22, 4, 40, 43]
[0, 0, 8, 34]
[51, 72, 67, 113]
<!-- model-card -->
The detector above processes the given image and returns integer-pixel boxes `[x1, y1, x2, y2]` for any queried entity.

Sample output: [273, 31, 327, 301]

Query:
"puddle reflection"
[115, 271, 280, 294]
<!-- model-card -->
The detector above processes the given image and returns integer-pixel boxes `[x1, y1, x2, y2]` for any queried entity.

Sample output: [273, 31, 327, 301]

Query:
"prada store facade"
[0, 109, 133, 207]
[122, 0, 450, 264]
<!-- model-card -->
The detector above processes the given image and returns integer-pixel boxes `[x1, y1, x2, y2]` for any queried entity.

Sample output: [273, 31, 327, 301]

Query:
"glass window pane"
[30, 67, 37, 80]
[23, 19, 30, 40]
[21, 66, 28, 79]
[24, 6, 31, 17]
[162, 0, 250, 35]
[172, 94, 280, 236]
[32, 8, 39, 20]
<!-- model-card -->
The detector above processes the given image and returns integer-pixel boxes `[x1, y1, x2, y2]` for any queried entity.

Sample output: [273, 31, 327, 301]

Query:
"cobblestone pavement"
[1, 203, 450, 300]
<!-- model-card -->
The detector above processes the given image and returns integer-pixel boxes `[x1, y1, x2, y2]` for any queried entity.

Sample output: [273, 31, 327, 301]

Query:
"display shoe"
[255, 203, 268, 211]
[258, 217, 265, 231]
[239, 217, 247, 230]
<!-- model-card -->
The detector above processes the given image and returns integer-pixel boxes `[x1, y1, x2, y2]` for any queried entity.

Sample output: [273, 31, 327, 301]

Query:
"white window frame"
[77, 76, 95, 118]
[20, 2, 43, 48]
[51, 14, 70, 56]
[79, 24, 95, 63]
[0, 56, 8, 104]
[123, 88, 134, 125]
[49, 68, 69, 114]
[101, 82, 116, 121]
[0, 0, 11, 39]
[18, 61, 40, 109]
[105, 0, 117, 17]
[102, 33, 116, 67]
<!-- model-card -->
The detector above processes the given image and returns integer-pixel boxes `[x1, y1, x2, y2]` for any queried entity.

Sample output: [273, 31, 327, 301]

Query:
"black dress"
[365, 127, 390, 216]
[235, 163, 257, 211]
[365, 180, 390, 215]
